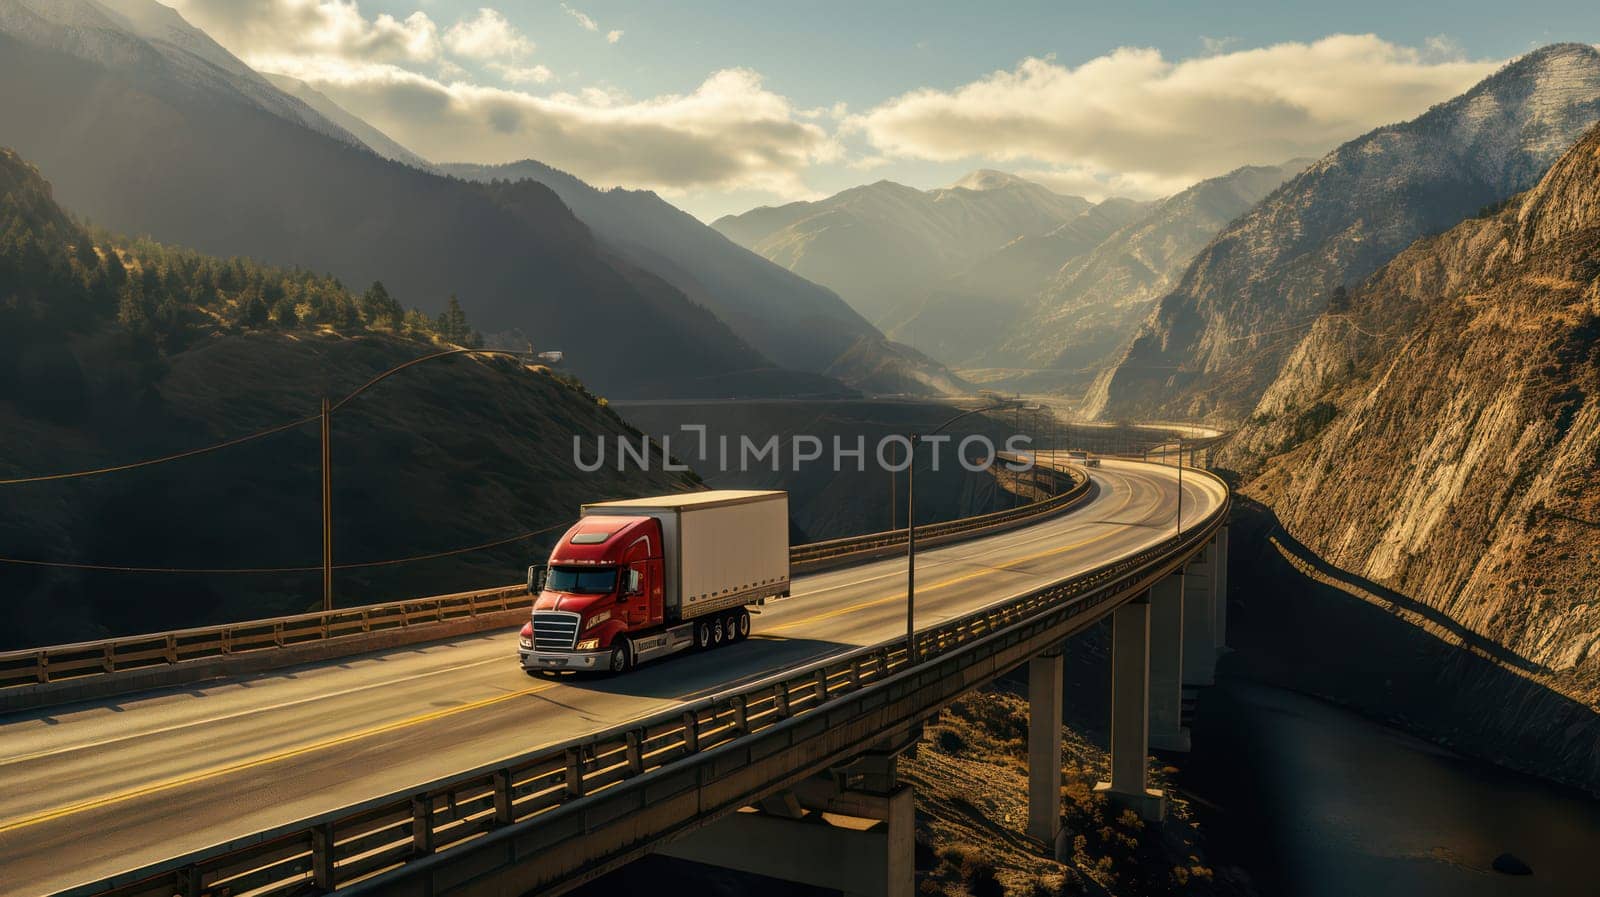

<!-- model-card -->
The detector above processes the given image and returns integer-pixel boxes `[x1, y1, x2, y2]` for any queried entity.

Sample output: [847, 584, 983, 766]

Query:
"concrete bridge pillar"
[1213, 526, 1229, 653]
[1094, 594, 1166, 822]
[1146, 574, 1189, 752]
[1181, 542, 1216, 687]
[658, 769, 914, 897]
[1027, 648, 1065, 845]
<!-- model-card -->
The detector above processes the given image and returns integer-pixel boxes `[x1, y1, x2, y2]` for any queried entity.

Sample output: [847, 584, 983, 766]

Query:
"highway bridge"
[0, 457, 1229, 897]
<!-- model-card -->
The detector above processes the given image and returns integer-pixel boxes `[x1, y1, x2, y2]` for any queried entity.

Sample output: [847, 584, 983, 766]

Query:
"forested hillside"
[0, 148, 695, 648]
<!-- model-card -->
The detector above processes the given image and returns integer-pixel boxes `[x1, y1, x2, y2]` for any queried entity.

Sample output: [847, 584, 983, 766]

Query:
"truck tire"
[737, 608, 751, 640]
[696, 620, 715, 650]
[607, 639, 633, 674]
[723, 613, 740, 643]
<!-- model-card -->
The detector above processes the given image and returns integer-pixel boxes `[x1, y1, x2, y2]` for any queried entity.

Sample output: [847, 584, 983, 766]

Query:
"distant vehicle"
[519, 490, 790, 674]
[536, 350, 564, 365]
[1065, 450, 1100, 468]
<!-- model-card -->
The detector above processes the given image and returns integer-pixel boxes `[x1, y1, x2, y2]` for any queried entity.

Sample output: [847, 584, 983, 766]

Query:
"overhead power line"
[0, 414, 320, 486]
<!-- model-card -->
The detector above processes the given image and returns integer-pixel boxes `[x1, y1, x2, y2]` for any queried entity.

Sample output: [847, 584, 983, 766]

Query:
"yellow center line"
[0, 681, 557, 835]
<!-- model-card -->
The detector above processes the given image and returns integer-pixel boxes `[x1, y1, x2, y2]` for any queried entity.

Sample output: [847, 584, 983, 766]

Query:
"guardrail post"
[311, 822, 336, 889]
[682, 710, 700, 753]
[175, 866, 202, 897]
[812, 669, 829, 704]
[731, 695, 749, 733]
[493, 769, 515, 823]
[221, 631, 232, 655]
[165, 634, 178, 663]
[102, 643, 115, 674]
[411, 795, 435, 854]
[361, 610, 371, 633]
[273, 623, 284, 647]
[625, 731, 645, 775]
[36, 651, 48, 683]
[564, 748, 585, 799]
[773, 683, 791, 719]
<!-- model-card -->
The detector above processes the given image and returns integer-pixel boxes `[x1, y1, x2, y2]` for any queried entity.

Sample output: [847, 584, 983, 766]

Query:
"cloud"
[562, 3, 598, 32]
[259, 59, 834, 196]
[171, 0, 441, 63]
[489, 62, 554, 84]
[607, 30, 623, 45]
[443, 8, 534, 60]
[847, 35, 1499, 193]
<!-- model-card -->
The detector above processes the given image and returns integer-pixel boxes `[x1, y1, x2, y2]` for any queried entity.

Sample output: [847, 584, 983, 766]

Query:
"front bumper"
[520, 647, 610, 671]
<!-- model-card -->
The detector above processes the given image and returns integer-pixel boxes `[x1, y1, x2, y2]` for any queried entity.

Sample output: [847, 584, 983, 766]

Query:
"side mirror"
[527, 565, 546, 594]
[626, 568, 642, 595]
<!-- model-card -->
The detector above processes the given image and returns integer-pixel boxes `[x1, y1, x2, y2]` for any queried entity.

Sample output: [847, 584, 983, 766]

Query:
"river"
[1177, 677, 1600, 897]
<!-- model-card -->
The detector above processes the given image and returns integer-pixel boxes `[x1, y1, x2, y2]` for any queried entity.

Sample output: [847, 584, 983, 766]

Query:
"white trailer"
[581, 490, 791, 623]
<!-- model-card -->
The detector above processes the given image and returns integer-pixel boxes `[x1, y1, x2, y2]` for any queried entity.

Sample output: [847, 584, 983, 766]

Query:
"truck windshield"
[545, 566, 617, 594]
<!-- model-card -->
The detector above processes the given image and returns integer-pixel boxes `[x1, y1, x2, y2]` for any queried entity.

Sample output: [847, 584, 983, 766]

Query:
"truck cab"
[520, 516, 663, 672]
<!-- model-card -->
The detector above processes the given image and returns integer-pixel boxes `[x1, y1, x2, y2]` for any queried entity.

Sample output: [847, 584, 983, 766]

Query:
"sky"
[167, 1, 1600, 221]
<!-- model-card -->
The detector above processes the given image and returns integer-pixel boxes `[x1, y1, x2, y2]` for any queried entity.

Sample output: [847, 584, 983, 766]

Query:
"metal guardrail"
[0, 586, 529, 691]
[0, 465, 1088, 693]
[62, 468, 1227, 897]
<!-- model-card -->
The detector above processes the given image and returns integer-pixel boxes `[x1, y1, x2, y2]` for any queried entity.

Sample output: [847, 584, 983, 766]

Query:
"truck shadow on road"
[532, 635, 861, 701]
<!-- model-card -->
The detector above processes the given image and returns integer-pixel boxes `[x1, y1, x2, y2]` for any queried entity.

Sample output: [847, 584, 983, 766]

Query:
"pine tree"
[271, 298, 299, 329]
[435, 295, 473, 344]
[360, 281, 402, 328]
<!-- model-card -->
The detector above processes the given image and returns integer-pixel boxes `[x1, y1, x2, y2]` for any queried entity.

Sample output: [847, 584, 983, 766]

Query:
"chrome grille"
[532, 611, 580, 651]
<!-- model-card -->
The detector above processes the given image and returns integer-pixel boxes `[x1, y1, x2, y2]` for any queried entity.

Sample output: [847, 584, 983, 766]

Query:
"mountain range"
[1086, 42, 1600, 422]
[712, 170, 1093, 334]
[440, 159, 961, 394]
[0, 0, 860, 398]
[982, 160, 1310, 388]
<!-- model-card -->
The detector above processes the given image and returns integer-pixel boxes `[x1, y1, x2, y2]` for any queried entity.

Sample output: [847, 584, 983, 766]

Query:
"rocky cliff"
[1225, 119, 1600, 783]
[1088, 43, 1600, 423]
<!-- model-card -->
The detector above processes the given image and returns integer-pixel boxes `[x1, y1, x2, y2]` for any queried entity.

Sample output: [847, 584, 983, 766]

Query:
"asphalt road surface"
[0, 459, 1225, 895]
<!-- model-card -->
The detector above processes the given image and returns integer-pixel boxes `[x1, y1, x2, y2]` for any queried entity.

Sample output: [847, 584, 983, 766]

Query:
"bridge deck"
[0, 459, 1226, 896]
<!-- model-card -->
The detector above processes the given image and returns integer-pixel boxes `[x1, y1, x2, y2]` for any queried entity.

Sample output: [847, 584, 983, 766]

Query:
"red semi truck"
[519, 490, 791, 674]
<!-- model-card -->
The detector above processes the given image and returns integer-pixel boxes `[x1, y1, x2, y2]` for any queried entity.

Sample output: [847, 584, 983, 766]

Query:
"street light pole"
[321, 396, 333, 612]
[905, 436, 916, 658]
[318, 347, 530, 614]
[1175, 437, 1184, 539]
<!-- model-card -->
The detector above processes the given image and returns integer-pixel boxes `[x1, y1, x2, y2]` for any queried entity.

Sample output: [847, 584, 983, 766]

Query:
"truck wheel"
[608, 639, 633, 674]
[711, 619, 725, 648]
[696, 620, 715, 650]
[723, 614, 740, 643]
[737, 608, 751, 640]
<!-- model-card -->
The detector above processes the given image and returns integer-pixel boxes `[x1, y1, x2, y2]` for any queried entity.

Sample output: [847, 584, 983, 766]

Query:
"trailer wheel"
[711, 619, 725, 647]
[607, 639, 633, 674]
[736, 608, 751, 640]
[696, 620, 715, 650]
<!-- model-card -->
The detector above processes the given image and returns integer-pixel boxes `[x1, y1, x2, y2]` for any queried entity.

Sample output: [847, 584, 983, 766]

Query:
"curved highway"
[0, 459, 1226, 895]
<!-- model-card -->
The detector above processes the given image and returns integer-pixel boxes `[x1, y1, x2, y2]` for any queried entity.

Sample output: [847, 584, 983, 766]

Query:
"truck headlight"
[576, 638, 600, 651]
[519, 637, 533, 650]
[519, 621, 533, 650]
